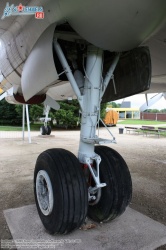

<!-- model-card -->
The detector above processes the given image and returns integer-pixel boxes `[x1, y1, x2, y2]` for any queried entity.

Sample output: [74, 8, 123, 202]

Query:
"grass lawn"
[118, 119, 166, 126]
[0, 119, 166, 131]
[0, 124, 42, 131]
[0, 126, 22, 131]
[118, 119, 166, 137]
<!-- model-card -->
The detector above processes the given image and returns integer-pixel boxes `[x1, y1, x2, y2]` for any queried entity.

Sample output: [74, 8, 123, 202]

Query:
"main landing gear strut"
[34, 42, 132, 234]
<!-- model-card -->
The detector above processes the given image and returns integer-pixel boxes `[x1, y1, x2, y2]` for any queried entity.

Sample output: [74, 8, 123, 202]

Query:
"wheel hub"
[36, 170, 54, 216]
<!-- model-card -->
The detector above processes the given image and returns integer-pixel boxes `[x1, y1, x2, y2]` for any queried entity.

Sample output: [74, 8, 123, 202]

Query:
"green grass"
[136, 129, 166, 136]
[0, 126, 22, 131]
[0, 124, 42, 131]
[0, 119, 166, 131]
[120, 119, 166, 137]
[30, 124, 43, 131]
[118, 119, 166, 126]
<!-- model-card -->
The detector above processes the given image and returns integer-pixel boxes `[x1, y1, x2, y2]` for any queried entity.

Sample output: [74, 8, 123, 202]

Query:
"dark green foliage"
[110, 102, 121, 108]
[15, 104, 43, 122]
[0, 100, 22, 125]
[100, 103, 107, 120]
[0, 99, 109, 128]
[53, 100, 108, 128]
[29, 104, 43, 121]
[144, 109, 164, 113]
[160, 109, 166, 113]
[14, 104, 43, 125]
[53, 100, 80, 128]
[0, 101, 44, 126]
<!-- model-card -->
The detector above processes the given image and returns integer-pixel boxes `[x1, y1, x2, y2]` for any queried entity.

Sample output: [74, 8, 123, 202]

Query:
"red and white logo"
[35, 12, 44, 19]
[17, 3, 24, 12]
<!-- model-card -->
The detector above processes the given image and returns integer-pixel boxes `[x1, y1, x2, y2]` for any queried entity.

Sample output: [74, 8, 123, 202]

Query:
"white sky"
[115, 93, 166, 110]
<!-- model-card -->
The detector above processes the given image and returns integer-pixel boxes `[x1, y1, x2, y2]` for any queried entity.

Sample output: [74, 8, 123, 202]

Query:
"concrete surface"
[3, 205, 166, 250]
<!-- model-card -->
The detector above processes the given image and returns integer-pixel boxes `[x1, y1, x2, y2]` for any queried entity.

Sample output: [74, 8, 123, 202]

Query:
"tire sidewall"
[34, 153, 64, 234]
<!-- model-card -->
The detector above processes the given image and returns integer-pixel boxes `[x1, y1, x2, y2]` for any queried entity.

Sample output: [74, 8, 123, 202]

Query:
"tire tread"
[34, 148, 88, 234]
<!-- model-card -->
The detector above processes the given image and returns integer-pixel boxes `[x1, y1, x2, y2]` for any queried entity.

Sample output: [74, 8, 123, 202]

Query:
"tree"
[144, 109, 160, 113]
[100, 103, 107, 120]
[29, 104, 43, 121]
[15, 104, 43, 123]
[108, 101, 121, 108]
[53, 100, 80, 128]
[53, 100, 108, 127]
[15, 104, 22, 118]
[0, 100, 22, 125]
[160, 109, 166, 113]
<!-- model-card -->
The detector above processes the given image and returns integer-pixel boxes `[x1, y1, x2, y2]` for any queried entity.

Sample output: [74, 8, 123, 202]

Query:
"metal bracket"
[54, 40, 83, 110]
[82, 136, 116, 145]
[85, 155, 106, 193]
[102, 53, 120, 97]
[112, 74, 117, 95]
[99, 118, 117, 143]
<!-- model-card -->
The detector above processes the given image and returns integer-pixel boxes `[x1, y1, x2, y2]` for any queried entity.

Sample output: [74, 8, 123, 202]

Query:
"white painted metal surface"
[140, 93, 165, 112]
[36, 170, 54, 216]
[22, 104, 25, 141]
[44, 95, 60, 111]
[25, 105, 31, 144]
[22, 24, 58, 101]
[0, 0, 166, 102]
[59, 0, 166, 51]
[54, 40, 83, 109]
[78, 46, 103, 162]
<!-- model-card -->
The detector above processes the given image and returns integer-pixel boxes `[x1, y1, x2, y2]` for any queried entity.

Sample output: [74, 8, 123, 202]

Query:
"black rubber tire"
[46, 126, 51, 135]
[88, 146, 132, 222]
[40, 125, 46, 135]
[34, 148, 88, 234]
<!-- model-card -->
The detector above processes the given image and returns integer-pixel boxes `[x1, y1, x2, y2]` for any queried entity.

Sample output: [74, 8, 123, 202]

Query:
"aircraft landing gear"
[40, 105, 52, 135]
[40, 125, 51, 135]
[34, 42, 132, 234]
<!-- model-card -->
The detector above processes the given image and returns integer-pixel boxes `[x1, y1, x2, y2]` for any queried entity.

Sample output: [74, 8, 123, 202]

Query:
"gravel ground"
[0, 127, 166, 249]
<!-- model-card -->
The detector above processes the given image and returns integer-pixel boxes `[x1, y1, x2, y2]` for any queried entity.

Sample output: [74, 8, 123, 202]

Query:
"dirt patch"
[0, 128, 166, 249]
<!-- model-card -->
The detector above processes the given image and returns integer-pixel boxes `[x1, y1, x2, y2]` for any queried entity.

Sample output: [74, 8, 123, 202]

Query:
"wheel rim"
[36, 170, 54, 216]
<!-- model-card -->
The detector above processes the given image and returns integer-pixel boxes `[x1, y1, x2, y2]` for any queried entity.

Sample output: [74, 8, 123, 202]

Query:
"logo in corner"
[1, 2, 44, 20]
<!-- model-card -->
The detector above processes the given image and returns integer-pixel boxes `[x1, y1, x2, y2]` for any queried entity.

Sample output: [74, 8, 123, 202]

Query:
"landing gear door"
[102, 47, 151, 102]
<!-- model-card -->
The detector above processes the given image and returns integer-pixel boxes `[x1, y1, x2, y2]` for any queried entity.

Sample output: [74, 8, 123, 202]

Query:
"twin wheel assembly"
[34, 146, 132, 234]
[40, 125, 51, 135]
